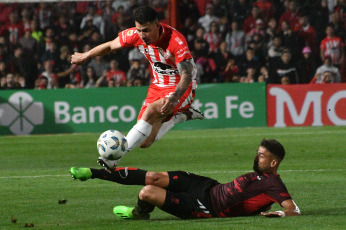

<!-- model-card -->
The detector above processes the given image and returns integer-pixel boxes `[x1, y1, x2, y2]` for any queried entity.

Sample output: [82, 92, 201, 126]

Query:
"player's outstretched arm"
[161, 59, 194, 114]
[261, 199, 301, 218]
[71, 37, 122, 65]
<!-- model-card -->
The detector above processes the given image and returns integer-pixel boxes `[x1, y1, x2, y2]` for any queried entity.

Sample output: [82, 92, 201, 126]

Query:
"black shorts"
[160, 171, 219, 219]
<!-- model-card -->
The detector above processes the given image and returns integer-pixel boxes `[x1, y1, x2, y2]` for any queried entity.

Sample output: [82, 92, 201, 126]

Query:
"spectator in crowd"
[80, 5, 105, 37]
[254, 0, 274, 24]
[203, 21, 222, 53]
[126, 59, 148, 86]
[41, 38, 59, 64]
[21, 7, 33, 31]
[267, 35, 284, 60]
[35, 3, 52, 30]
[269, 49, 299, 84]
[329, 11, 346, 39]
[95, 69, 109, 87]
[102, 0, 116, 41]
[198, 4, 219, 33]
[78, 18, 101, 46]
[280, 20, 298, 57]
[2, 73, 21, 89]
[0, 11, 24, 47]
[313, 0, 330, 44]
[8, 45, 36, 88]
[247, 19, 266, 43]
[320, 24, 344, 68]
[312, 55, 341, 84]
[221, 57, 239, 83]
[38, 60, 58, 89]
[279, 0, 300, 30]
[0, 61, 7, 79]
[293, 14, 317, 55]
[311, 71, 336, 84]
[191, 28, 209, 59]
[281, 75, 290, 85]
[107, 59, 127, 87]
[238, 48, 261, 76]
[179, 0, 200, 25]
[87, 55, 109, 78]
[83, 66, 97, 88]
[297, 46, 318, 83]
[18, 28, 37, 55]
[53, 15, 74, 46]
[54, 46, 75, 88]
[128, 47, 146, 66]
[265, 17, 279, 45]
[243, 6, 261, 34]
[225, 20, 246, 63]
[230, 0, 251, 24]
[35, 75, 48, 90]
[30, 19, 44, 45]
[212, 41, 232, 77]
[244, 67, 256, 83]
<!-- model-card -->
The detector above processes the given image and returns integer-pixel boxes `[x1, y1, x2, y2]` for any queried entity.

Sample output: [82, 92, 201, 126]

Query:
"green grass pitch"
[0, 126, 345, 229]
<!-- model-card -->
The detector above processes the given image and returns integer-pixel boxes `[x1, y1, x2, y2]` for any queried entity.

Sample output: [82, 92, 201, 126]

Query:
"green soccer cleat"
[113, 206, 150, 220]
[70, 167, 92, 181]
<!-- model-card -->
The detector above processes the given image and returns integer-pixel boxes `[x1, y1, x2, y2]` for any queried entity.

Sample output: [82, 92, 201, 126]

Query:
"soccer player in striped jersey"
[71, 139, 301, 219]
[71, 6, 203, 169]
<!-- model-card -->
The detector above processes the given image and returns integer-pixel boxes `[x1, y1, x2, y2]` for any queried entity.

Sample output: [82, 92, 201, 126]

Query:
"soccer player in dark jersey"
[70, 139, 301, 219]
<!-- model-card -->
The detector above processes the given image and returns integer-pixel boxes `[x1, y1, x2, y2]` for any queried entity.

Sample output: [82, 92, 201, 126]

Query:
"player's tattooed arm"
[169, 59, 194, 104]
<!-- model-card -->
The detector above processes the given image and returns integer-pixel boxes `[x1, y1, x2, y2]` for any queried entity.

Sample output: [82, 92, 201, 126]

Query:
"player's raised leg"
[70, 166, 169, 188]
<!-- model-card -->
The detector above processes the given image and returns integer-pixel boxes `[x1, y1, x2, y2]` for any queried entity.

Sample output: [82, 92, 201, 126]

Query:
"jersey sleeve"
[265, 178, 292, 205]
[170, 33, 193, 64]
[118, 28, 138, 48]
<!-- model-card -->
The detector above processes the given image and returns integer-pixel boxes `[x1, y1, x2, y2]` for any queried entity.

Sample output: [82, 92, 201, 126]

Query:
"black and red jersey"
[209, 172, 291, 217]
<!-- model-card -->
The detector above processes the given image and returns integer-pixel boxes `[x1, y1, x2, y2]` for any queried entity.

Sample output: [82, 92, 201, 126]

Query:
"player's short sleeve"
[118, 28, 138, 48]
[170, 33, 193, 64]
[265, 177, 292, 205]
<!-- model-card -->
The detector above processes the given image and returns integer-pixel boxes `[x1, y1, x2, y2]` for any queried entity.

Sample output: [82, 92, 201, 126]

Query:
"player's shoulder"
[119, 27, 140, 45]
[161, 23, 187, 45]
[121, 27, 138, 37]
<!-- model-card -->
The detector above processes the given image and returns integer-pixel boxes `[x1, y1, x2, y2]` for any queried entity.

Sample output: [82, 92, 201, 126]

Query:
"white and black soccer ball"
[97, 130, 128, 160]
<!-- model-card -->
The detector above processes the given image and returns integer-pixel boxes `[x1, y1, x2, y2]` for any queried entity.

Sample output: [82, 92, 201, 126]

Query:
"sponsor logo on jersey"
[153, 62, 179, 75]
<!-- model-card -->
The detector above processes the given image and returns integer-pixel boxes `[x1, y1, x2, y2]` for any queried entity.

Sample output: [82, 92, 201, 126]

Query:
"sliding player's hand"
[261, 212, 283, 218]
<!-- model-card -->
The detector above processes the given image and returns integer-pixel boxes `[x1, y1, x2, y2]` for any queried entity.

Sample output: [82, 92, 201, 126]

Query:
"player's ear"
[270, 159, 278, 168]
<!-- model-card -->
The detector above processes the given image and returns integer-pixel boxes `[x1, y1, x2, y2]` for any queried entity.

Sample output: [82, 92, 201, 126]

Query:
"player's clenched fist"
[71, 52, 88, 65]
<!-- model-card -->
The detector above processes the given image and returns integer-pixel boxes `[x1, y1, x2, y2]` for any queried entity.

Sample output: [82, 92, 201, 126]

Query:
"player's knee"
[145, 172, 162, 185]
[139, 185, 156, 201]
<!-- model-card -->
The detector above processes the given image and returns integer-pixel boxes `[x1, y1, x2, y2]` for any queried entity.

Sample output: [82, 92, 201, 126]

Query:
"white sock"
[125, 120, 152, 153]
[155, 113, 187, 142]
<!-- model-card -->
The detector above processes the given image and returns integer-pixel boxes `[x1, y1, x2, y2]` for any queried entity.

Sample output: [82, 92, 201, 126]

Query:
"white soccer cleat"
[97, 156, 120, 170]
[183, 107, 204, 120]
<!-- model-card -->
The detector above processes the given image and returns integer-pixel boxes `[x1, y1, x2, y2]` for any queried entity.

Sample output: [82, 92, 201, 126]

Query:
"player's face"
[135, 21, 160, 45]
[253, 146, 276, 174]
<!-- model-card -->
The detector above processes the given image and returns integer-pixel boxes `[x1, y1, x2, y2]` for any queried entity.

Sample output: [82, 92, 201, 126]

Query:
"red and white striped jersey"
[118, 23, 197, 89]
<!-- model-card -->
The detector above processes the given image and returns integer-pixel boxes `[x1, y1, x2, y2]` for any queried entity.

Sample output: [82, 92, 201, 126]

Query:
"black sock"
[133, 197, 155, 215]
[90, 167, 147, 185]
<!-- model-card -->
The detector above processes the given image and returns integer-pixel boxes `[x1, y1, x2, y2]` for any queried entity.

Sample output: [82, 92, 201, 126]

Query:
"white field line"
[0, 169, 344, 179]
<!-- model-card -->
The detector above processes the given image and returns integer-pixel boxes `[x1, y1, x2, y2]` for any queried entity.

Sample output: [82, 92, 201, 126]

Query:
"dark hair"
[134, 6, 158, 24]
[260, 139, 285, 161]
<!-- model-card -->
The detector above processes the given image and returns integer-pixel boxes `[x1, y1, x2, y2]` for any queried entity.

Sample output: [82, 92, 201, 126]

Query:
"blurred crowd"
[0, 0, 345, 90]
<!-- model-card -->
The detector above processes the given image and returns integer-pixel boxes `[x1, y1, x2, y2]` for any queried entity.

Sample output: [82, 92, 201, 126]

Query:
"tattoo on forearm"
[171, 60, 194, 102]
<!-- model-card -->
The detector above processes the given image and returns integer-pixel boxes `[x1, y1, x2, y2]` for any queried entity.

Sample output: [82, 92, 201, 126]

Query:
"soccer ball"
[97, 130, 128, 160]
